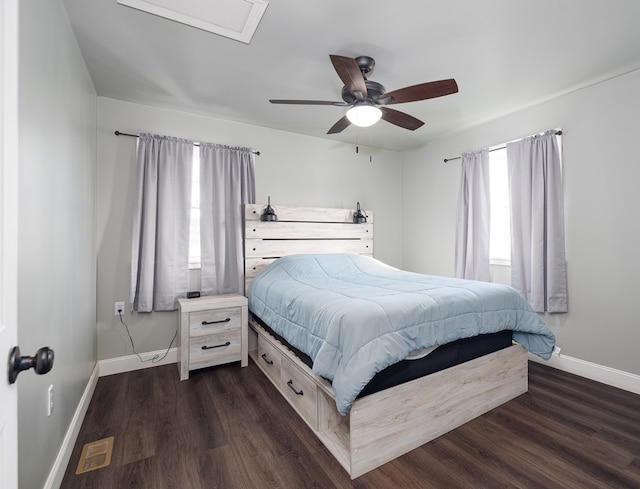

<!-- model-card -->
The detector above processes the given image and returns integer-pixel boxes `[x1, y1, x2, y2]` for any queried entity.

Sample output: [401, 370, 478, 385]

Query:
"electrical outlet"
[47, 384, 54, 417]
[115, 301, 125, 316]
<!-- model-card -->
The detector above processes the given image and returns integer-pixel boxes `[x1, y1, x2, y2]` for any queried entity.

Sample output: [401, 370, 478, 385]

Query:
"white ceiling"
[60, 0, 640, 152]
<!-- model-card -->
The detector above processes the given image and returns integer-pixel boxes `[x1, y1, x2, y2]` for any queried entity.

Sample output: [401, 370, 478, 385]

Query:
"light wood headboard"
[244, 204, 374, 294]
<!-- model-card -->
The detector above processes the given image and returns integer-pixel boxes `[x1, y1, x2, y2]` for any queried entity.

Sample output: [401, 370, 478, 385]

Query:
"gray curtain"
[455, 149, 491, 281]
[130, 133, 193, 312]
[199, 143, 256, 296]
[507, 130, 568, 313]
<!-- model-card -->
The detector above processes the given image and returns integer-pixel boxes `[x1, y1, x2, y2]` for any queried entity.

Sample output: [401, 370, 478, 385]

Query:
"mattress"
[252, 315, 513, 399]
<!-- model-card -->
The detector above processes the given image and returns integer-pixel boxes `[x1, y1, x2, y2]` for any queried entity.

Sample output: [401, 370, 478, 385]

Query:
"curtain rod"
[443, 130, 562, 163]
[114, 130, 260, 155]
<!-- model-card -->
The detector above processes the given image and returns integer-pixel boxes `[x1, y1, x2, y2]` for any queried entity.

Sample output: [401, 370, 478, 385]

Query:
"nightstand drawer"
[189, 325, 241, 370]
[281, 356, 318, 430]
[189, 307, 242, 337]
[257, 334, 282, 384]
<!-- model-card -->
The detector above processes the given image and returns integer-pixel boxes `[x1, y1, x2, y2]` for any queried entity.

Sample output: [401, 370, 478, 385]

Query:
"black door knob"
[7, 346, 54, 384]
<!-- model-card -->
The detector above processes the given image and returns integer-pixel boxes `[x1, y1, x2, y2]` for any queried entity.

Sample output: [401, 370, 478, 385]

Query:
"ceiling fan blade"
[270, 99, 346, 106]
[380, 107, 424, 131]
[329, 55, 367, 99]
[381, 79, 458, 105]
[327, 115, 351, 134]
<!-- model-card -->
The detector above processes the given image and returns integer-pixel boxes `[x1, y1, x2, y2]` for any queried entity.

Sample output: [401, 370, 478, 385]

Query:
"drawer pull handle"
[287, 379, 303, 396]
[261, 353, 273, 365]
[202, 341, 230, 350]
[201, 317, 231, 325]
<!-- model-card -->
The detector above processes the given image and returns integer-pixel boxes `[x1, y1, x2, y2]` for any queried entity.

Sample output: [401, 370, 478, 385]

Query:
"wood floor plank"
[113, 457, 155, 489]
[482, 413, 609, 489]
[444, 423, 564, 489]
[528, 375, 640, 437]
[423, 436, 517, 489]
[80, 371, 128, 433]
[197, 445, 261, 489]
[398, 445, 484, 489]
[488, 407, 640, 489]
[153, 440, 204, 489]
[500, 393, 636, 469]
[60, 361, 640, 489]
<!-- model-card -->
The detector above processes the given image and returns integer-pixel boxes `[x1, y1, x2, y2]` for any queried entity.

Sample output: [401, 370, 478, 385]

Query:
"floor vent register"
[75, 436, 114, 474]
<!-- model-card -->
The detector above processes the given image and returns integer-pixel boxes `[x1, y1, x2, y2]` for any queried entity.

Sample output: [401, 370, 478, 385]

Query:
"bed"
[243, 203, 555, 478]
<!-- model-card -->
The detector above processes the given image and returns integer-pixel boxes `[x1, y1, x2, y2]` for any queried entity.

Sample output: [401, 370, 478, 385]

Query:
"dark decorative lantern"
[353, 202, 367, 224]
[261, 196, 278, 222]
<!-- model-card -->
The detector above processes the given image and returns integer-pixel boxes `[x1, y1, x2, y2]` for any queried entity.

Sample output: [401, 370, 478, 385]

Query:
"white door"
[0, 0, 20, 488]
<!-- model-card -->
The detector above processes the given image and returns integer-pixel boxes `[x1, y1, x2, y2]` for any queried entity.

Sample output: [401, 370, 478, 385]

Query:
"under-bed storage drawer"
[257, 334, 282, 383]
[280, 356, 319, 430]
[250, 320, 326, 433]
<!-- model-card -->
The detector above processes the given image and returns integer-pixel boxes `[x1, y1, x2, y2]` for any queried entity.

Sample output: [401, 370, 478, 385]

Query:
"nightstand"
[177, 294, 248, 381]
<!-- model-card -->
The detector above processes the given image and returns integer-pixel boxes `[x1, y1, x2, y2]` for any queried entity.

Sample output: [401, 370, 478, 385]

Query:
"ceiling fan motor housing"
[341, 80, 386, 104]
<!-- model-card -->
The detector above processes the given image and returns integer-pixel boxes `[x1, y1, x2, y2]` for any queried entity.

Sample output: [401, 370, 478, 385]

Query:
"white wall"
[96, 97, 403, 361]
[18, 1, 97, 487]
[402, 69, 640, 376]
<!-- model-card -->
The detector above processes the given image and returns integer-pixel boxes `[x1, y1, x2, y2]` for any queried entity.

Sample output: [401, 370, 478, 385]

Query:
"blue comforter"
[248, 253, 555, 415]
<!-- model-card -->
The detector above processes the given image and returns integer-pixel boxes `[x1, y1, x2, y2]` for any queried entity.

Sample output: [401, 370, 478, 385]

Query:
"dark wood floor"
[60, 360, 640, 489]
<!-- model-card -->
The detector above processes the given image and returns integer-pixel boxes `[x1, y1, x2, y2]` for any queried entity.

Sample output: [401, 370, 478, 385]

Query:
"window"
[188, 152, 200, 268]
[488, 131, 563, 267]
[489, 147, 510, 265]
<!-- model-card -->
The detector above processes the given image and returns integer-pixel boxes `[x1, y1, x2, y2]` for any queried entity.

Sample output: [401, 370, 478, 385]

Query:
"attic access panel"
[117, 0, 269, 43]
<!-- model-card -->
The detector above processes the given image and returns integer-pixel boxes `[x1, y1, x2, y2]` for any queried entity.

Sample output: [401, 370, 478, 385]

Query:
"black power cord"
[118, 309, 177, 363]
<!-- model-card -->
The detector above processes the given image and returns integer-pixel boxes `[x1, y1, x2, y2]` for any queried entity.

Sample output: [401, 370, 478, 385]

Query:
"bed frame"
[243, 203, 528, 479]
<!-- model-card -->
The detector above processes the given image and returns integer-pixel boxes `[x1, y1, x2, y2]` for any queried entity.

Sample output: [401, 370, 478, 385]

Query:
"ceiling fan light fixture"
[346, 104, 382, 127]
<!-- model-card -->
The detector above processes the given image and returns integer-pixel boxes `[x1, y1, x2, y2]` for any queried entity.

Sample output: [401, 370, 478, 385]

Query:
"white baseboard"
[98, 347, 177, 377]
[44, 363, 99, 489]
[529, 352, 640, 395]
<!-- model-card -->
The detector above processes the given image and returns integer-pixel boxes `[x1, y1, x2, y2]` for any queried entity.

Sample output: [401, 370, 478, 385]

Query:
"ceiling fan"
[269, 55, 458, 134]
